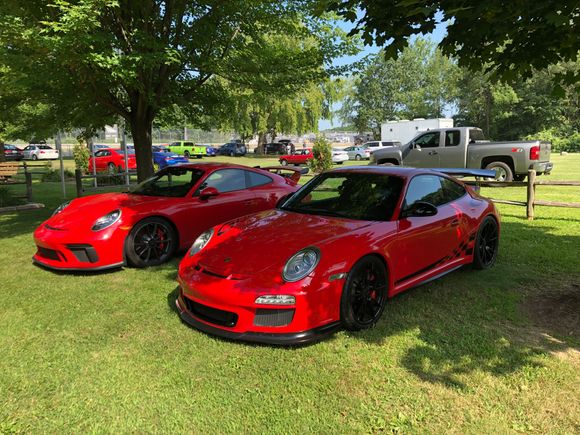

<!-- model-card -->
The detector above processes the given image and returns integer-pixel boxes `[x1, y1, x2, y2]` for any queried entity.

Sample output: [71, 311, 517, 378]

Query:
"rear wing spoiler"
[254, 166, 309, 183]
[430, 168, 496, 179]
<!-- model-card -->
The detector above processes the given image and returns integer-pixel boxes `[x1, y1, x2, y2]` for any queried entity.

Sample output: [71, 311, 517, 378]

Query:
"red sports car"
[88, 148, 137, 172]
[33, 164, 302, 271]
[176, 167, 500, 345]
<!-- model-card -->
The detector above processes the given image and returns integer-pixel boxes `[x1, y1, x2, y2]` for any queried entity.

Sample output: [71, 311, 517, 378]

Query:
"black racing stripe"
[395, 257, 446, 285]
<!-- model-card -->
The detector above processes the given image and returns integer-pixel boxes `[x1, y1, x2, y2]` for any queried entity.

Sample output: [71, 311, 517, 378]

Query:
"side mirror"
[412, 143, 422, 151]
[199, 187, 219, 200]
[402, 201, 438, 218]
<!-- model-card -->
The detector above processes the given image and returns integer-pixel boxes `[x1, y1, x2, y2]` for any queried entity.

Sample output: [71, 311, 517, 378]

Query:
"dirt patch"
[521, 283, 580, 338]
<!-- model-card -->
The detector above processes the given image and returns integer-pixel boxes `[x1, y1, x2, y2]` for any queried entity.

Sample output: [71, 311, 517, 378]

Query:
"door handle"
[450, 219, 459, 227]
[428, 151, 438, 155]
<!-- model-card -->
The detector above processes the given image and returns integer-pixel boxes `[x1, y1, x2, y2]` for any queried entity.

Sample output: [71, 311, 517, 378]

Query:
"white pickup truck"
[370, 127, 553, 181]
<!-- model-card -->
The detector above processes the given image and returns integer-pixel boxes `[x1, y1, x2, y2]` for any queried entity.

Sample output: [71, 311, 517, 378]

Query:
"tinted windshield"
[130, 167, 204, 197]
[280, 172, 404, 221]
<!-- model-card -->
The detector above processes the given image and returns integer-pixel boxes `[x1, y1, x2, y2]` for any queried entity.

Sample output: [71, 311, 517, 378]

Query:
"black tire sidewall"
[473, 216, 499, 270]
[125, 217, 178, 267]
[485, 162, 513, 182]
[340, 256, 388, 331]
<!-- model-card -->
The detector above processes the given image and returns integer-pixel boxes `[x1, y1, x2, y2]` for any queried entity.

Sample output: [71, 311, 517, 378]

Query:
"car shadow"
[341, 219, 580, 390]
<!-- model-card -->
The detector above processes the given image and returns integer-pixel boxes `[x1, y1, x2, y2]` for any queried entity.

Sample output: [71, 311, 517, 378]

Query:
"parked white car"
[361, 140, 402, 154]
[344, 146, 371, 160]
[331, 148, 349, 164]
[23, 144, 59, 160]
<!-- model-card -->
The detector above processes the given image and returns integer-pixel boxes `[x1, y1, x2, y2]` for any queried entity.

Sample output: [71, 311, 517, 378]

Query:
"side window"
[95, 150, 104, 157]
[24, 146, 31, 150]
[369, 142, 379, 148]
[170, 142, 179, 147]
[414, 132, 440, 148]
[441, 178, 466, 202]
[246, 171, 272, 188]
[185, 142, 194, 147]
[445, 130, 461, 147]
[200, 169, 246, 193]
[404, 175, 447, 208]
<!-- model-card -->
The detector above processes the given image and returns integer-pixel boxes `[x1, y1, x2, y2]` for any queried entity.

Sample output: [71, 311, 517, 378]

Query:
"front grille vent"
[253, 309, 295, 327]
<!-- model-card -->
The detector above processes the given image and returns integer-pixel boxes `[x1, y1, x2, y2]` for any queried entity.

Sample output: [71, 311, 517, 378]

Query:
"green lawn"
[1, 155, 579, 433]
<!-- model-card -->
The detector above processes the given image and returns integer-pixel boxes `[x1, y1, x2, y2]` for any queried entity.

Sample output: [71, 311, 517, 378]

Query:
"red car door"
[391, 174, 465, 292]
[179, 168, 259, 244]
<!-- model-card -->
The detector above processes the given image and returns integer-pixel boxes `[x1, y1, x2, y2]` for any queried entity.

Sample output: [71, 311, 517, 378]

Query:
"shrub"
[96, 172, 126, 186]
[41, 169, 75, 182]
[73, 141, 90, 172]
[526, 129, 580, 153]
[0, 187, 24, 207]
[308, 136, 333, 173]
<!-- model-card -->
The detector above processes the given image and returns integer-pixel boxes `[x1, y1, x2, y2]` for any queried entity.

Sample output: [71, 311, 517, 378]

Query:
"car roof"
[329, 165, 453, 178]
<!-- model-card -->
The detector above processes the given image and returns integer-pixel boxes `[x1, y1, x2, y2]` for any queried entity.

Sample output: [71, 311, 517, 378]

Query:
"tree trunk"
[256, 132, 267, 154]
[129, 115, 154, 182]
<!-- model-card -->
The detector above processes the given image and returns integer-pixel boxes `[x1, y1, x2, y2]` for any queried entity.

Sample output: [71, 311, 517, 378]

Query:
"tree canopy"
[325, 0, 580, 83]
[0, 1, 353, 179]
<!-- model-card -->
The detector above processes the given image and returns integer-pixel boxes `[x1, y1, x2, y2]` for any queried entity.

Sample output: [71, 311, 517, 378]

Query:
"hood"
[45, 192, 162, 230]
[195, 209, 373, 277]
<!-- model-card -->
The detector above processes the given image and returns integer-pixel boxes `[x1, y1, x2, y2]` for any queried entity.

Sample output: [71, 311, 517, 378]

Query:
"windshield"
[280, 172, 404, 221]
[130, 167, 204, 197]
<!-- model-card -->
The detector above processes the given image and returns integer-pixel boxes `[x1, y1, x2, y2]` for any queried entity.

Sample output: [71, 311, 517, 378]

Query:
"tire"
[340, 256, 388, 331]
[379, 162, 394, 166]
[280, 159, 288, 166]
[336, 161, 343, 165]
[485, 161, 513, 182]
[184, 151, 190, 158]
[355, 154, 362, 161]
[472, 216, 499, 270]
[230, 151, 235, 157]
[513, 174, 526, 182]
[107, 162, 116, 174]
[125, 217, 178, 268]
[31, 154, 38, 161]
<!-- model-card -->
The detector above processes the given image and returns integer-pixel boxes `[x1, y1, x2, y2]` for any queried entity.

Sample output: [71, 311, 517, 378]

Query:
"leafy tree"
[0, 1, 351, 180]
[339, 39, 459, 136]
[325, 0, 579, 84]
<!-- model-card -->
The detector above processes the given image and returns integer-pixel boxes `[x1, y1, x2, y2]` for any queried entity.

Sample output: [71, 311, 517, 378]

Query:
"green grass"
[1, 155, 579, 433]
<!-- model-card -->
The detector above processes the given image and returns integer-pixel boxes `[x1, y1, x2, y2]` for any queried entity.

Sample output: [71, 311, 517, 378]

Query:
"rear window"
[469, 129, 485, 142]
[39, 145, 52, 149]
[247, 171, 272, 188]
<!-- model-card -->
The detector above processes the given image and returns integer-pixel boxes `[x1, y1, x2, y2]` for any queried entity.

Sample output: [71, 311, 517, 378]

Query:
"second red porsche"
[33, 163, 302, 271]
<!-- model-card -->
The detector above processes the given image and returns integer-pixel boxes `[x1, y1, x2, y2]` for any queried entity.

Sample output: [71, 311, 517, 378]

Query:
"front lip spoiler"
[176, 294, 341, 346]
[32, 257, 124, 273]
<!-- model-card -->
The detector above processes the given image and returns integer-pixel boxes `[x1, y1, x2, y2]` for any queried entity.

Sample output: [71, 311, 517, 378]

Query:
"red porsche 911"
[176, 166, 500, 345]
[33, 163, 302, 271]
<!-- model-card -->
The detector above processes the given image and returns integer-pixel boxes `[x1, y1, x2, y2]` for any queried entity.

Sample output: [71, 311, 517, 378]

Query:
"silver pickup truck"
[370, 127, 553, 181]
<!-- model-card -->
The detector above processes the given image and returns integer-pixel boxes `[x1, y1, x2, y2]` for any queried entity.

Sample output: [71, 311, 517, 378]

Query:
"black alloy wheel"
[473, 216, 499, 269]
[340, 256, 388, 331]
[126, 217, 177, 267]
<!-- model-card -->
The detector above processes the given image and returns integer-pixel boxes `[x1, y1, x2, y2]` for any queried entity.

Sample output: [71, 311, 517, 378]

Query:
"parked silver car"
[344, 146, 371, 160]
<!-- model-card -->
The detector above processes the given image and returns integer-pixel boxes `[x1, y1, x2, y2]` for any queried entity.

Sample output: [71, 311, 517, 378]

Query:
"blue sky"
[319, 14, 449, 131]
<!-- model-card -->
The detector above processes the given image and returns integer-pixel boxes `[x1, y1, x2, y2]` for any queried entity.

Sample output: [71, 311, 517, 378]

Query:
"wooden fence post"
[25, 172, 32, 202]
[75, 169, 83, 198]
[527, 169, 536, 220]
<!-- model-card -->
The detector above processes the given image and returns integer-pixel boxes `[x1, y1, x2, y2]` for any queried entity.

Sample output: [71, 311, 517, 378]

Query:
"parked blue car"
[152, 145, 189, 170]
[204, 145, 217, 157]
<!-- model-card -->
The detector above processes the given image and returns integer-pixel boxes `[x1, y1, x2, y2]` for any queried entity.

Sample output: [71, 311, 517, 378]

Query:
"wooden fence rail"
[465, 169, 580, 220]
[74, 169, 138, 197]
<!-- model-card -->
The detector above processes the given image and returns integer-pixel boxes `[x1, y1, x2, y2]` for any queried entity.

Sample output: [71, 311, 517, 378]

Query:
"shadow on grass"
[350, 219, 580, 389]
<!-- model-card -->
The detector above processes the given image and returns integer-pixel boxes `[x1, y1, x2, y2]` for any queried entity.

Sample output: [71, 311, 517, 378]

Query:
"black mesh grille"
[253, 309, 295, 327]
[183, 297, 238, 327]
[66, 244, 99, 263]
[37, 247, 61, 261]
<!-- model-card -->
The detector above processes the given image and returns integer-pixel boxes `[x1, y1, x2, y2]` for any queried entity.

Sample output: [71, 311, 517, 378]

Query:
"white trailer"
[381, 118, 454, 144]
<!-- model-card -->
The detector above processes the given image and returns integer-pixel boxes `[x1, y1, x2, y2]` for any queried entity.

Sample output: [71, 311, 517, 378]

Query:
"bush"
[0, 187, 24, 207]
[41, 168, 75, 182]
[73, 141, 90, 172]
[526, 129, 580, 153]
[308, 136, 333, 173]
[96, 172, 126, 186]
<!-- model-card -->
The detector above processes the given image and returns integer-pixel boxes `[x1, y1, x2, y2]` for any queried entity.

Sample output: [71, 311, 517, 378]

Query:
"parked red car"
[176, 167, 500, 345]
[33, 164, 302, 271]
[88, 148, 137, 173]
[279, 148, 313, 166]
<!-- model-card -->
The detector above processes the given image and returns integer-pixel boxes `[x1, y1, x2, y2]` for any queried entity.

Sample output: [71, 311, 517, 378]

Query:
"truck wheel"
[485, 162, 513, 182]
[184, 151, 190, 158]
[513, 174, 526, 182]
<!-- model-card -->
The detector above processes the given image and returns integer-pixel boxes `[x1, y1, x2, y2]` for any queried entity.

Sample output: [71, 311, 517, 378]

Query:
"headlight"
[189, 229, 214, 256]
[52, 201, 70, 216]
[91, 210, 121, 231]
[282, 248, 320, 282]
